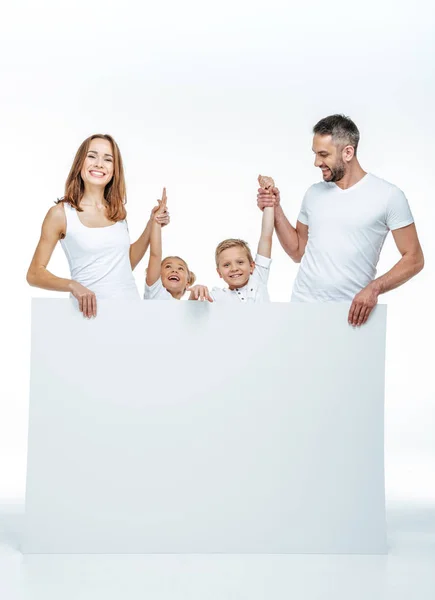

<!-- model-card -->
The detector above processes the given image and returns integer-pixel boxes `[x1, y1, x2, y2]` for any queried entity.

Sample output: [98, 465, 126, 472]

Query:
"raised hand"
[257, 187, 280, 211]
[160, 187, 167, 209]
[150, 187, 170, 227]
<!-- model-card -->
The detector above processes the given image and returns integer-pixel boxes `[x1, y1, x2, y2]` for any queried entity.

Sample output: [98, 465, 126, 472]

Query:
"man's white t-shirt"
[211, 254, 271, 303]
[292, 173, 414, 302]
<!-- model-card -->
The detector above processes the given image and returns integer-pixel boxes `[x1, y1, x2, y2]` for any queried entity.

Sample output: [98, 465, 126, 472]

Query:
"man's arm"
[348, 223, 424, 326]
[275, 208, 308, 263]
[257, 188, 308, 262]
[373, 223, 424, 293]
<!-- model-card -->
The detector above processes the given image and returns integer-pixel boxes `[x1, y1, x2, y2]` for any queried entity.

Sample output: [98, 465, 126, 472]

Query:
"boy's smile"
[217, 247, 255, 290]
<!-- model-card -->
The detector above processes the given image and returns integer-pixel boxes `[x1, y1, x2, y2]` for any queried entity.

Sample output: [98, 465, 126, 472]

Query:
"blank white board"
[24, 299, 387, 554]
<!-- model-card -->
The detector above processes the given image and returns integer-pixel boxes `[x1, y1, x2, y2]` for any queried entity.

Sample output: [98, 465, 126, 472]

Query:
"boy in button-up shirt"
[210, 204, 274, 303]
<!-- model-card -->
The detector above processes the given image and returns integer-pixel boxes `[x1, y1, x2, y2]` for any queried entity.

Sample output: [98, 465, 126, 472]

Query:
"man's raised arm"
[257, 187, 308, 263]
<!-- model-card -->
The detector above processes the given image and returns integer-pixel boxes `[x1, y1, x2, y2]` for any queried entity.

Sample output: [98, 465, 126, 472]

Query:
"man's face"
[312, 134, 347, 183]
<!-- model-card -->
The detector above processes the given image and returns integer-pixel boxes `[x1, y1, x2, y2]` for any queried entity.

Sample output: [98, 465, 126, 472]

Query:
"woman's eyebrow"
[87, 151, 113, 158]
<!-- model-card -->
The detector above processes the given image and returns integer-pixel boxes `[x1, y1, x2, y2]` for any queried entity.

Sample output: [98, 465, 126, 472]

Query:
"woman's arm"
[130, 219, 152, 271]
[27, 204, 72, 291]
[130, 201, 170, 270]
[27, 204, 97, 318]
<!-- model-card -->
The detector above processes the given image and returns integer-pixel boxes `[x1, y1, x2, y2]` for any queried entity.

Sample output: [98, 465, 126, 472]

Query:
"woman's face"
[80, 138, 114, 189]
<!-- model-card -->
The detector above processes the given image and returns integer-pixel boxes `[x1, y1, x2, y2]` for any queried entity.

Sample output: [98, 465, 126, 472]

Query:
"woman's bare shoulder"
[43, 202, 67, 232]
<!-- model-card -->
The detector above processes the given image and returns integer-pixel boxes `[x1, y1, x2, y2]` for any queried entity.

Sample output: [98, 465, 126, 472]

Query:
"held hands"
[69, 281, 97, 318]
[187, 285, 213, 302]
[257, 187, 280, 211]
[150, 187, 170, 227]
[348, 282, 380, 326]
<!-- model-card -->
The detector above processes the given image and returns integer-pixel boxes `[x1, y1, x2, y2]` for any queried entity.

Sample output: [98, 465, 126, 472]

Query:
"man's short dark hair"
[313, 114, 360, 153]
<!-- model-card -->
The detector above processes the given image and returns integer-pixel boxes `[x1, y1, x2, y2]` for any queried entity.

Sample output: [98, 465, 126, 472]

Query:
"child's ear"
[250, 261, 255, 274]
[216, 267, 223, 279]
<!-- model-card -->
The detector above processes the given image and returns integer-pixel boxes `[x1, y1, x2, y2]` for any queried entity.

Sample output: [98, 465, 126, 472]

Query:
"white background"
[0, 0, 433, 504]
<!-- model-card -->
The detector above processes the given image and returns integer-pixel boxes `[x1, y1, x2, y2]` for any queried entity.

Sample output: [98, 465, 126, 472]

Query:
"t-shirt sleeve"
[252, 254, 272, 285]
[297, 190, 309, 225]
[386, 186, 414, 231]
[144, 278, 172, 300]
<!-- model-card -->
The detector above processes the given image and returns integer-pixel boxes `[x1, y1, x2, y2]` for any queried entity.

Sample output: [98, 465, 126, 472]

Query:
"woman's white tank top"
[60, 203, 139, 300]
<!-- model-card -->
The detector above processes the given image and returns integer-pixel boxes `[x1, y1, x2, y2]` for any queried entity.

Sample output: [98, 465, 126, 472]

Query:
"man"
[257, 114, 424, 326]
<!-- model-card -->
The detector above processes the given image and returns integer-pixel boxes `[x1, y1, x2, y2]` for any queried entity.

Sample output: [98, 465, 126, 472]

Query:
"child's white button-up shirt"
[211, 254, 271, 303]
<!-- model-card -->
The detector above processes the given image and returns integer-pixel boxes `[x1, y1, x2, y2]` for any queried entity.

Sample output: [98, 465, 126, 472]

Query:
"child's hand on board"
[150, 187, 170, 227]
[187, 284, 213, 302]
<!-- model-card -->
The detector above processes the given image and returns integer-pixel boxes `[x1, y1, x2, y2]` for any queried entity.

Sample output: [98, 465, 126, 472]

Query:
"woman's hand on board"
[69, 281, 97, 318]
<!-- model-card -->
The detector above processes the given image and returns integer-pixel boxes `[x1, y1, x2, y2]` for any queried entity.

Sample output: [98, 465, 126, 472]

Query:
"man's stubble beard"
[329, 158, 346, 182]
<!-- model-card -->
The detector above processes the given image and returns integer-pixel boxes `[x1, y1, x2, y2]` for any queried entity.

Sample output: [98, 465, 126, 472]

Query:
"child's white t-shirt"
[292, 173, 414, 302]
[211, 254, 271, 303]
[144, 278, 177, 301]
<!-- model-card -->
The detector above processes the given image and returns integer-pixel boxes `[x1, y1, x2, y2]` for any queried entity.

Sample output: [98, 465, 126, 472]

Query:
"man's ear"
[216, 267, 223, 279]
[342, 144, 355, 163]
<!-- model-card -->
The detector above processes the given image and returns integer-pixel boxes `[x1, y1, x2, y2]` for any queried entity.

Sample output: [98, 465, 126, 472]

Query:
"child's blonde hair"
[215, 239, 254, 267]
[161, 256, 196, 288]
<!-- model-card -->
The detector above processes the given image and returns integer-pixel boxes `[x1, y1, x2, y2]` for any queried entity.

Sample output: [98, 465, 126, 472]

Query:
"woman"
[27, 134, 168, 317]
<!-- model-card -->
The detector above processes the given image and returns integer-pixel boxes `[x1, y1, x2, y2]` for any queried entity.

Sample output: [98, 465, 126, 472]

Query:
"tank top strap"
[62, 202, 81, 233]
